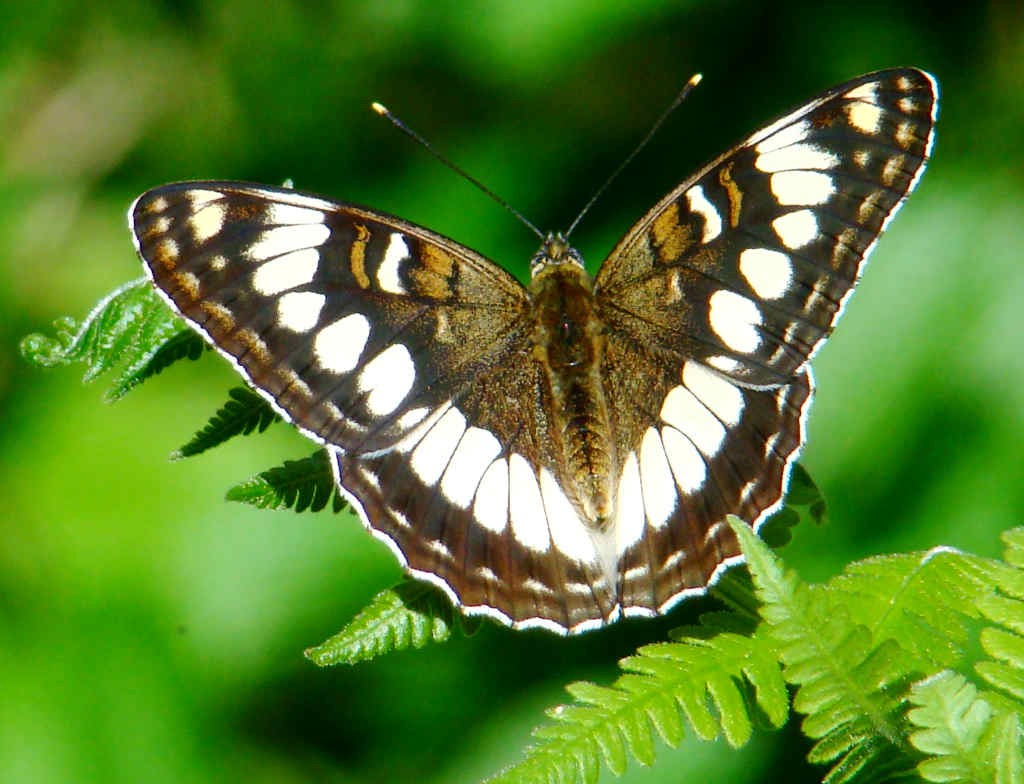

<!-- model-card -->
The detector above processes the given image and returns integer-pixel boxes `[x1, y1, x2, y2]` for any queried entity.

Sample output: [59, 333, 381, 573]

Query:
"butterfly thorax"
[529, 234, 617, 529]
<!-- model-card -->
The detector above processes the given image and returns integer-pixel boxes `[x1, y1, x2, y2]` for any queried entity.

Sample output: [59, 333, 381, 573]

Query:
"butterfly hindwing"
[598, 322, 812, 615]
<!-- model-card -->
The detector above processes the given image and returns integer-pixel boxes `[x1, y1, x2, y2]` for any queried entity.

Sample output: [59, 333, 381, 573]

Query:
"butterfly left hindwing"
[131, 67, 937, 635]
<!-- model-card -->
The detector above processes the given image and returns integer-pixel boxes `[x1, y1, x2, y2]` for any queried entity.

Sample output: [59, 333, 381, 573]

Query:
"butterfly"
[130, 68, 937, 634]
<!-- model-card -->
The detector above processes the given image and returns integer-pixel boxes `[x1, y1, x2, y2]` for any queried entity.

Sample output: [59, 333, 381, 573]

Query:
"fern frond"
[306, 578, 461, 666]
[786, 461, 828, 524]
[907, 670, 1023, 783]
[19, 278, 199, 399]
[226, 450, 346, 513]
[977, 528, 1024, 707]
[828, 547, 998, 670]
[730, 519, 921, 783]
[174, 387, 279, 459]
[759, 462, 826, 549]
[107, 326, 205, 401]
[487, 612, 787, 784]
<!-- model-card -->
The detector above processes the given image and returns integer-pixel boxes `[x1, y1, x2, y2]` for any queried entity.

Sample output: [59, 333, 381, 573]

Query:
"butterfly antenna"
[372, 102, 545, 240]
[565, 73, 703, 239]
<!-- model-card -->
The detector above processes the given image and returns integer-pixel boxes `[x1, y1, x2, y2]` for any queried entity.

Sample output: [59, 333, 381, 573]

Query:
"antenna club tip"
[371, 101, 389, 116]
[690, 73, 703, 86]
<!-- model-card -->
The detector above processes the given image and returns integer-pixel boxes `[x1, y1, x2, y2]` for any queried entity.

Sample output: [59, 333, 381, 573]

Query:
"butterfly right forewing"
[132, 181, 533, 455]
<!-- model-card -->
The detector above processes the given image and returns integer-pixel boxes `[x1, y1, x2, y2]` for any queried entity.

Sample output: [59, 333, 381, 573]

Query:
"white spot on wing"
[158, 238, 179, 260]
[440, 425, 502, 508]
[739, 248, 794, 300]
[895, 120, 917, 149]
[359, 344, 415, 416]
[190, 202, 226, 242]
[755, 143, 839, 173]
[266, 203, 327, 225]
[685, 185, 722, 242]
[753, 120, 810, 154]
[707, 355, 741, 373]
[846, 101, 883, 134]
[476, 565, 499, 583]
[708, 290, 763, 353]
[660, 426, 706, 493]
[770, 170, 835, 206]
[508, 454, 550, 552]
[639, 428, 677, 528]
[377, 233, 409, 294]
[844, 82, 878, 102]
[660, 386, 727, 456]
[772, 209, 819, 249]
[614, 452, 644, 556]
[397, 406, 429, 430]
[683, 361, 744, 425]
[187, 189, 223, 208]
[474, 459, 509, 534]
[411, 406, 466, 486]
[276, 291, 325, 332]
[881, 155, 906, 187]
[540, 469, 595, 563]
[427, 538, 452, 558]
[252, 248, 319, 295]
[314, 313, 370, 373]
[247, 224, 330, 262]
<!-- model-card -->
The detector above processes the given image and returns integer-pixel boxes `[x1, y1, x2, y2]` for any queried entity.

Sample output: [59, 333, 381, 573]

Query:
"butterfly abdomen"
[530, 258, 618, 528]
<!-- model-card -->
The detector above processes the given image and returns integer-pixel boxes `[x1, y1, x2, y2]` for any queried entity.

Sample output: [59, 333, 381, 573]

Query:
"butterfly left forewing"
[596, 68, 937, 387]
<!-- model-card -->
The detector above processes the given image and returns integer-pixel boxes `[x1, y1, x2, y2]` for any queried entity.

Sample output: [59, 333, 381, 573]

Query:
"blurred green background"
[3, 1, 1022, 782]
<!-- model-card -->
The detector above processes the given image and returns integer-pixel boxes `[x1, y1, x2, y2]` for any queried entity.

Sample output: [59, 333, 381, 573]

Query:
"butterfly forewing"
[596, 68, 937, 387]
[131, 67, 937, 634]
[132, 182, 531, 454]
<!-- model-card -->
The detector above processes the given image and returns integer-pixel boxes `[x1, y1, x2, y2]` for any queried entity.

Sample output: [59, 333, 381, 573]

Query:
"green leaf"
[908, 671, 1024, 784]
[174, 387, 279, 459]
[107, 327, 205, 401]
[305, 578, 459, 666]
[759, 462, 827, 548]
[828, 547, 1000, 670]
[226, 450, 346, 513]
[20, 278, 199, 399]
[486, 612, 787, 784]
[730, 518, 921, 784]
[976, 527, 1024, 708]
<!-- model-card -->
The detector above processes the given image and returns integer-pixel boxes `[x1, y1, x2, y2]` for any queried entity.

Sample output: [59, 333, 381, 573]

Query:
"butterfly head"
[530, 232, 584, 278]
